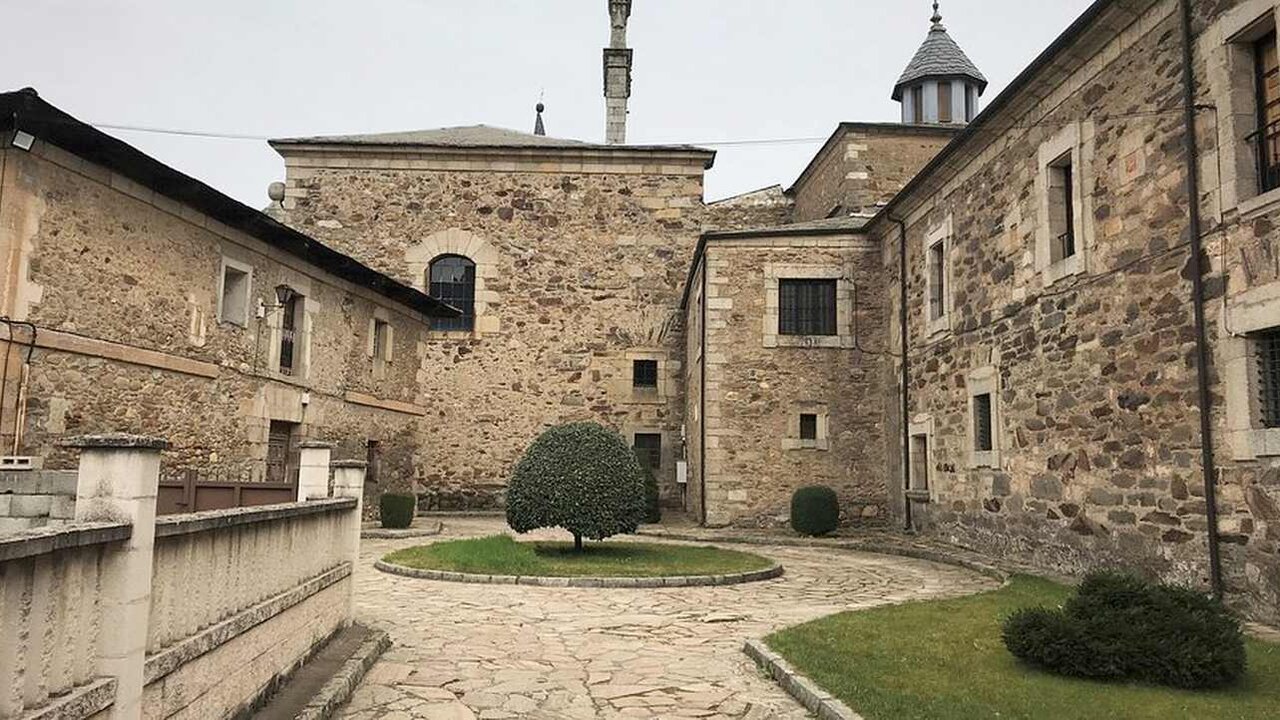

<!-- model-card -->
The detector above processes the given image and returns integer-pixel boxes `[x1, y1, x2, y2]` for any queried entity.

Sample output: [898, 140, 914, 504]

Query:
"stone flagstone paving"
[342, 518, 997, 719]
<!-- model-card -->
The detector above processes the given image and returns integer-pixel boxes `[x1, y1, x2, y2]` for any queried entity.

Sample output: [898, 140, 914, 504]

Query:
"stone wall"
[867, 0, 1280, 622]
[273, 145, 714, 506]
[704, 185, 793, 232]
[0, 469, 75, 533]
[790, 123, 959, 222]
[0, 143, 435, 502]
[692, 231, 889, 527]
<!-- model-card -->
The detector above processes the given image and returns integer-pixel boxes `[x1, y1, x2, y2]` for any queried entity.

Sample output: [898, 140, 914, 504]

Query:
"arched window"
[428, 255, 476, 332]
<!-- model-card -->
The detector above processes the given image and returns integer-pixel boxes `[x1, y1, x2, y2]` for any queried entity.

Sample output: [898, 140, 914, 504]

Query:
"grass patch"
[382, 534, 774, 578]
[765, 575, 1280, 720]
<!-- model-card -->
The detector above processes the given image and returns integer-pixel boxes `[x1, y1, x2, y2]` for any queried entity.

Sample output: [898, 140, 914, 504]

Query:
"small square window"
[633, 433, 662, 474]
[973, 393, 994, 453]
[633, 359, 658, 389]
[1257, 328, 1280, 428]
[799, 413, 818, 441]
[779, 279, 837, 336]
[219, 262, 250, 327]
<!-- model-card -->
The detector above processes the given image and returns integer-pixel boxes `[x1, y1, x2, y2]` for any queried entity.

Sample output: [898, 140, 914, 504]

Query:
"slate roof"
[0, 88, 459, 320]
[272, 124, 591, 148]
[892, 18, 988, 101]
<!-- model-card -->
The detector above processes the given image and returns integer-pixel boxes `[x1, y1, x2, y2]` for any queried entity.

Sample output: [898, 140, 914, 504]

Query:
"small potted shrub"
[1002, 571, 1246, 689]
[379, 493, 417, 530]
[506, 422, 647, 550]
[790, 486, 839, 537]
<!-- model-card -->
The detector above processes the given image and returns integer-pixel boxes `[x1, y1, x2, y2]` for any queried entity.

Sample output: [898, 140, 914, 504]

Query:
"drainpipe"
[699, 252, 709, 526]
[1178, 0, 1224, 599]
[890, 215, 913, 532]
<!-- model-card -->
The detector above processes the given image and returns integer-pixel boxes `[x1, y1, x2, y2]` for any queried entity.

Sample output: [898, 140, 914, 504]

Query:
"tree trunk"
[574, 533, 583, 552]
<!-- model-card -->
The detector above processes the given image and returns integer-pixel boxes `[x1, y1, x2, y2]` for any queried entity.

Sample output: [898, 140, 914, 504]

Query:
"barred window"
[928, 242, 946, 320]
[779, 279, 837, 336]
[973, 393, 994, 452]
[1259, 328, 1280, 428]
[1254, 31, 1280, 194]
[428, 255, 476, 332]
[633, 433, 662, 474]
[633, 359, 658, 389]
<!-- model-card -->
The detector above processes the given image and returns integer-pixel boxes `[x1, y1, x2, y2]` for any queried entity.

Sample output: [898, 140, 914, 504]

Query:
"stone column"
[331, 460, 366, 617]
[297, 441, 333, 501]
[65, 433, 167, 720]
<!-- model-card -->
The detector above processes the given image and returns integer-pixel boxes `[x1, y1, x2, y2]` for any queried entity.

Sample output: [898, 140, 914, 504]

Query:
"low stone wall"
[0, 469, 76, 533]
[0, 435, 369, 720]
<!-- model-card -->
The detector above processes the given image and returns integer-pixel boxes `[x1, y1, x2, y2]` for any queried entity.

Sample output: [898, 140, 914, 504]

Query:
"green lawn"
[765, 575, 1280, 720]
[382, 534, 775, 577]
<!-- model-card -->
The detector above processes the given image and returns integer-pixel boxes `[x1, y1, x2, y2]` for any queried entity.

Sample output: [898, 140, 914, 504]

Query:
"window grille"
[633, 359, 658, 388]
[779, 279, 837, 336]
[973, 393, 994, 452]
[279, 293, 299, 375]
[1259, 329, 1280, 429]
[429, 255, 476, 332]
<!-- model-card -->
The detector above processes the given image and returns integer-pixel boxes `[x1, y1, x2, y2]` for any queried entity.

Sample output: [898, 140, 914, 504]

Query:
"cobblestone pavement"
[341, 518, 998, 720]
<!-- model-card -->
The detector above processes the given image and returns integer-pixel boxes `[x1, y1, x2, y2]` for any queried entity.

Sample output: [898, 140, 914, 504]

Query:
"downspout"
[1178, 0, 1224, 599]
[890, 215, 913, 532]
[698, 252, 708, 526]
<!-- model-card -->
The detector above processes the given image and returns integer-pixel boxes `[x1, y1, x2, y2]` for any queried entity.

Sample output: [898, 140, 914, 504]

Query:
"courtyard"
[343, 517, 996, 719]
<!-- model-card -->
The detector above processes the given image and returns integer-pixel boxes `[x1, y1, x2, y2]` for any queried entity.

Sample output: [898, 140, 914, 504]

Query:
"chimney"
[603, 0, 633, 145]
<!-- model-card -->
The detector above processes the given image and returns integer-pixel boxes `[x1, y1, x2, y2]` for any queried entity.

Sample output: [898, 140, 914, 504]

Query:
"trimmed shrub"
[506, 422, 647, 548]
[642, 466, 662, 524]
[379, 493, 416, 529]
[790, 486, 839, 537]
[1002, 571, 1246, 689]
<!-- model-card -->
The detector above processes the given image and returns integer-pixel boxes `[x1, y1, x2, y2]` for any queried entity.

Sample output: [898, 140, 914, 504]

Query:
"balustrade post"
[65, 433, 166, 720]
[330, 460, 366, 617]
[297, 441, 333, 501]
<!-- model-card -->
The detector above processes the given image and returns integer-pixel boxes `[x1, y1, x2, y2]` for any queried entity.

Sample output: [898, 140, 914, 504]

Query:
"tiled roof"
[892, 21, 988, 101]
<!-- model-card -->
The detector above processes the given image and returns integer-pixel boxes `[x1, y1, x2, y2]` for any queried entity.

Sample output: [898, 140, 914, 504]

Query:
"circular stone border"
[373, 559, 784, 588]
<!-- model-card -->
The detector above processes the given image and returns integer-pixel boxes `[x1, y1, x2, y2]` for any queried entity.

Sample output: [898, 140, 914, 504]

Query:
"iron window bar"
[779, 279, 838, 336]
[1259, 329, 1280, 429]
[633, 359, 658, 388]
[1247, 119, 1280, 195]
[973, 394, 994, 452]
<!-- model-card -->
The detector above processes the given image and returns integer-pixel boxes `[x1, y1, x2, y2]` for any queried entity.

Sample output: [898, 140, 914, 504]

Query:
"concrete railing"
[0, 434, 366, 720]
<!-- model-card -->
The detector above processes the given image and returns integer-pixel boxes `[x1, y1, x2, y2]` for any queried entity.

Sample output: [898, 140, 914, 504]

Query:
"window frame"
[778, 278, 838, 337]
[632, 359, 659, 389]
[1257, 327, 1280, 429]
[907, 414, 935, 503]
[911, 85, 925, 124]
[783, 405, 829, 451]
[277, 289, 302, 377]
[428, 254, 477, 333]
[632, 432, 663, 477]
[938, 82, 953, 124]
[1222, 281, 1280, 459]
[216, 257, 253, 328]
[922, 217, 953, 337]
[967, 366, 1001, 469]
[1036, 122, 1091, 284]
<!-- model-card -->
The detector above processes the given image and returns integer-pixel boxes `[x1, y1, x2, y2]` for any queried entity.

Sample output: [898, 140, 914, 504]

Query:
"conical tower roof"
[892, 3, 987, 101]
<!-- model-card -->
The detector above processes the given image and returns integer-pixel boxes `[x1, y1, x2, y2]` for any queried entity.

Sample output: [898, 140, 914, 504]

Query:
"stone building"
[269, 126, 715, 507]
[0, 89, 456, 506]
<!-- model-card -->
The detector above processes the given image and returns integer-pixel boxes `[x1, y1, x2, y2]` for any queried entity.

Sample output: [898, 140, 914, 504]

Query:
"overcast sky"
[1, 0, 1094, 207]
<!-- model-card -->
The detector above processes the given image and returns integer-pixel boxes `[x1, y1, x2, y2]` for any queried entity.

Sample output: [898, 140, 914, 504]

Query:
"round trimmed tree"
[506, 422, 647, 550]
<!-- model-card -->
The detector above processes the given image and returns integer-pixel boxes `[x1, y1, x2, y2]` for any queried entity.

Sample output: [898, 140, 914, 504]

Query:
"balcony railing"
[1246, 119, 1280, 194]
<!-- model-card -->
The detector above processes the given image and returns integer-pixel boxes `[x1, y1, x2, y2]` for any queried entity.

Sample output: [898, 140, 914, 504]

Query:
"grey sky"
[1, 0, 1094, 207]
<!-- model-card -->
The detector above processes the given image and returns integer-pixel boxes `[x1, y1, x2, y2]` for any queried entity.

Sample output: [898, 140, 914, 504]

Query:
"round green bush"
[1002, 571, 1246, 689]
[506, 422, 647, 548]
[379, 493, 416, 529]
[790, 486, 839, 536]
[642, 466, 662, 524]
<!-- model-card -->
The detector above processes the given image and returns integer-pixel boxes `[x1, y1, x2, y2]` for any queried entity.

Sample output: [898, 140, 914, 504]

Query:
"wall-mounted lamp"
[11, 131, 34, 151]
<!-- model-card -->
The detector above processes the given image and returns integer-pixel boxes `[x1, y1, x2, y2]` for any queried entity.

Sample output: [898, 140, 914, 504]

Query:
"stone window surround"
[1035, 122, 1094, 286]
[922, 216, 953, 338]
[762, 263, 854, 349]
[967, 365, 1002, 469]
[782, 402, 830, 452]
[907, 414, 936, 502]
[404, 228, 501, 339]
[621, 349, 670, 405]
[267, 276, 315, 384]
[1222, 279, 1280, 459]
[1208, 1, 1280, 217]
[216, 256, 254, 328]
